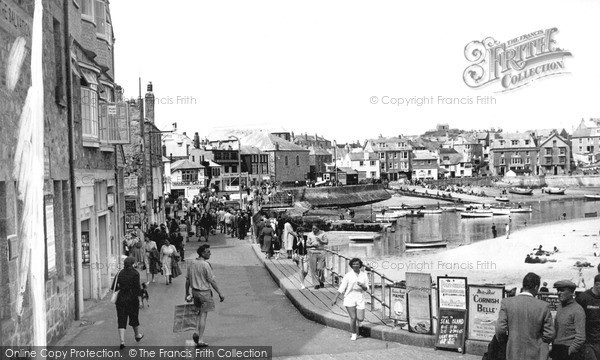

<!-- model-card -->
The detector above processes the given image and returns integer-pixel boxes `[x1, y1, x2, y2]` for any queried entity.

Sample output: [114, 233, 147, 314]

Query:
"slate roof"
[171, 159, 204, 171]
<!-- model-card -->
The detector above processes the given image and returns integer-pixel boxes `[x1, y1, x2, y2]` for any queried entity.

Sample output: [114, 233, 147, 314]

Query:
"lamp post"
[228, 135, 243, 209]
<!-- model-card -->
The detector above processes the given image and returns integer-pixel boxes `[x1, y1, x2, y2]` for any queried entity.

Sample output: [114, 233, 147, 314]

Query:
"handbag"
[110, 269, 122, 304]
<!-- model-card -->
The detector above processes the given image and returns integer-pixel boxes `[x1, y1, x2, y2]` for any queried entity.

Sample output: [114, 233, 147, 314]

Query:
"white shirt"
[338, 271, 369, 297]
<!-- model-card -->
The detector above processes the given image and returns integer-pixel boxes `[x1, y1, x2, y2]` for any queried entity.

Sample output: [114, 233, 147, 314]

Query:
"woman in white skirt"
[331, 258, 368, 340]
[283, 220, 297, 259]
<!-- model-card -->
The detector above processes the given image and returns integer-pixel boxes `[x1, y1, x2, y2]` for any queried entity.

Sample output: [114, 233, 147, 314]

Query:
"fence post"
[381, 275, 386, 317]
[369, 271, 375, 312]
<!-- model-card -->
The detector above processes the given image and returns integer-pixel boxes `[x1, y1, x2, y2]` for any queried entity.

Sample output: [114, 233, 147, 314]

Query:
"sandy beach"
[365, 217, 600, 291]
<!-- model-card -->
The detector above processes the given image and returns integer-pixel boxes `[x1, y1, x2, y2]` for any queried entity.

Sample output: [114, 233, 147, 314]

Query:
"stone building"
[123, 83, 166, 230]
[1, 0, 128, 346]
[364, 136, 412, 180]
[489, 132, 539, 176]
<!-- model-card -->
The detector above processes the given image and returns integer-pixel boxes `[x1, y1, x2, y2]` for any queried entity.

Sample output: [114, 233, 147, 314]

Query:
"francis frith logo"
[463, 28, 571, 92]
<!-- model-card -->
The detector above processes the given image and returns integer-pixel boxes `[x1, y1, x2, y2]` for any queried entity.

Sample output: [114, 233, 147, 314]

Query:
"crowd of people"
[491, 270, 600, 360]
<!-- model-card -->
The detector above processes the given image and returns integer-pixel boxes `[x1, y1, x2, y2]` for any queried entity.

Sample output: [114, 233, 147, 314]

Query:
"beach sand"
[367, 218, 600, 291]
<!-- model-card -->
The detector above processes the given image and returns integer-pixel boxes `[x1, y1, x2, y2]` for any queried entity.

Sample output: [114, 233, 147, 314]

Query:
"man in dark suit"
[496, 272, 555, 360]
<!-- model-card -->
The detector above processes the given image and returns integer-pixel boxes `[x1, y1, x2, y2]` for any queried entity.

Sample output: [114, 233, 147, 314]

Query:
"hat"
[123, 257, 136, 267]
[553, 280, 577, 291]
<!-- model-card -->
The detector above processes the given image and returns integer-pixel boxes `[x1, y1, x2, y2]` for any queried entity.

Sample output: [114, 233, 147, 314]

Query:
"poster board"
[438, 277, 467, 310]
[435, 309, 467, 352]
[538, 293, 560, 319]
[406, 272, 432, 334]
[390, 287, 407, 321]
[467, 285, 504, 341]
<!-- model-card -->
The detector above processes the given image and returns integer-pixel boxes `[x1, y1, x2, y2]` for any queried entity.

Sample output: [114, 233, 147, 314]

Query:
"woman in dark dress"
[112, 257, 144, 349]
[260, 220, 275, 259]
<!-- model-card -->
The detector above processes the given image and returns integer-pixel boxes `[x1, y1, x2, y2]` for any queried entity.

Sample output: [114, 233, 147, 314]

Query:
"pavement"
[57, 231, 479, 359]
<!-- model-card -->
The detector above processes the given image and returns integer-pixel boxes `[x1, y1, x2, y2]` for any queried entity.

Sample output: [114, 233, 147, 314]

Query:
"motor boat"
[420, 209, 443, 214]
[510, 206, 532, 213]
[495, 196, 510, 202]
[349, 234, 379, 243]
[490, 207, 511, 216]
[543, 187, 566, 195]
[509, 187, 533, 195]
[405, 211, 425, 218]
[460, 210, 493, 218]
[405, 241, 448, 250]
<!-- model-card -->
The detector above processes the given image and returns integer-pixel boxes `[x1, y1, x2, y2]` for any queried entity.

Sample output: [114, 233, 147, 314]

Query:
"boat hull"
[509, 188, 533, 195]
[584, 195, 600, 200]
[405, 241, 448, 249]
[460, 211, 493, 218]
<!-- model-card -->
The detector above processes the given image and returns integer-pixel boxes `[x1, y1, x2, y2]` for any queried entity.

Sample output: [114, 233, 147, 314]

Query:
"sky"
[111, 0, 600, 144]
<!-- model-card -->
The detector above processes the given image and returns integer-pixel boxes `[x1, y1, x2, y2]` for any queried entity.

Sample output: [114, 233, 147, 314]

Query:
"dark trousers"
[550, 344, 584, 360]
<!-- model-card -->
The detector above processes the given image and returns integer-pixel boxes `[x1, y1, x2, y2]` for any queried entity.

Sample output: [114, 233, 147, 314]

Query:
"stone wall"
[0, 0, 76, 346]
[501, 175, 600, 187]
[287, 184, 391, 207]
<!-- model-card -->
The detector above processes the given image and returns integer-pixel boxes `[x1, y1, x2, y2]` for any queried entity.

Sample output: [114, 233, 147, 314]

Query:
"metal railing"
[324, 248, 396, 318]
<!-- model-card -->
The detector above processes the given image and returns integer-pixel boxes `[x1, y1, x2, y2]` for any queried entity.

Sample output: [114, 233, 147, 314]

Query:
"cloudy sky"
[111, 0, 600, 143]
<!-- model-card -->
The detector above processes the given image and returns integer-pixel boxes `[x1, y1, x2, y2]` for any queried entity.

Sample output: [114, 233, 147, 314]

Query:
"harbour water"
[332, 198, 600, 260]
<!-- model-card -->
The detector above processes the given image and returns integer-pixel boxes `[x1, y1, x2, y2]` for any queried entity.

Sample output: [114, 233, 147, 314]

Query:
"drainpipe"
[64, 0, 81, 319]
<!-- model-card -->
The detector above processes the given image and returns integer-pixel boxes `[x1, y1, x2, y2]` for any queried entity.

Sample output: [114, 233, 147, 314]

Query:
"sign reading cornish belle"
[463, 28, 571, 92]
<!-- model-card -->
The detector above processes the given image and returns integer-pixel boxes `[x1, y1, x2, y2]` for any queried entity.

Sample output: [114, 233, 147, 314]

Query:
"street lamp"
[228, 135, 243, 209]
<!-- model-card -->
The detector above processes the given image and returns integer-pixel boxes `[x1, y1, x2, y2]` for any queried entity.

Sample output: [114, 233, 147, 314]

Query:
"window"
[511, 140, 518, 145]
[526, 157, 530, 164]
[191, 156, 195, 162]
[81, 0, 94, 21]
[81, 87, 98, 138]
[394, 153, 398, 159]
[359, 161, 364, 166]
[285, 156, 288, 166]
[500, 152, 504, 157]
[95, 1, 106, 36]
[231, 165, 237, 173]
[559, 148, 565, 155]
[181, 170, 198, 183]
[579, 139, 582, 143]
[251, 164, 257, 174]
[511, 158, 523, 164]
[525, 140, 530, 145]
[427, 170, 431, 175]
[500, 158, 505, 165]
[500, 141, 505, 146]
[526, 151, 530, 156]
[403, 152, 408, 159]
[380, 153, 385, 159]
[261, 164, 268, 173]
[545, 149, 552, 155]
[552, 140, 557, 146]
[371, 172, 376, 177]
[427, 160, 431, 164]
[296, 155, 299, 166]
[177, 143, 182, 147]
[546, 158, 552, 165]
[514, 151, 519, 156]
[370, 161, 375, 166]
[394, 163, 398, 169]
[559, 156, 565, 163]
[579, 146, 582, 152]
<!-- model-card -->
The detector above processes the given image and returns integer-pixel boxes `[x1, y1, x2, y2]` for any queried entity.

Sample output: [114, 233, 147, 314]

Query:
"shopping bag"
[173, 303, 199, 333]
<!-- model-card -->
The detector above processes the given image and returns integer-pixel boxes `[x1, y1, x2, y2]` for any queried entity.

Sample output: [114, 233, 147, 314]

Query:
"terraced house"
[364, 136, 412, 180]
[1, 0, 129, 345]
[489, 132, 538, 176]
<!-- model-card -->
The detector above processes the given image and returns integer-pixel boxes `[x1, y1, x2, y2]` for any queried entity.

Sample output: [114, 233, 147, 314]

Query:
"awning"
[81, 68, 98, 86]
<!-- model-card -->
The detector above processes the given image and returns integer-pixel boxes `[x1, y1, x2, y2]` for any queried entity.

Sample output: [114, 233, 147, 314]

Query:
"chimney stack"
[173, 122, 177, 131]
[193, 132, 200, 148]
[145, 81, 155, 123]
